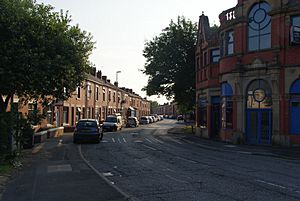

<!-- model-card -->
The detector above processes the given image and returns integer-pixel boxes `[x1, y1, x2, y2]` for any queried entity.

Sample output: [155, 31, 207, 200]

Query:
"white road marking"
[112, 138, 115, 143]
[168, 138, 183, 144]
[103, 172, 114, 177]
[145, 138, 153, 143]
[165, 168, 176, 173]
[256, 179, 286, 189]
[134, 140, 143, 143]
[101, 140, 108, 143]
[123, 138, 127, 143]
[57, 139, 63, 147]
[151, 137, 164, 144]
[176, 156, 197, 164]
[142, 144, 157, 151]
[118, 138, 121, 143]
[165, 174, 188, 183]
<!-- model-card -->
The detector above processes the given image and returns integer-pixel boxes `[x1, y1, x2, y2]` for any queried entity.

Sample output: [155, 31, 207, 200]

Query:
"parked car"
[126, 117, 139, 127]
[73, 119, 103, 143]
[177, 115, 184, 121]
[102, 114, 123, 132]
[140, 116, 150, 124]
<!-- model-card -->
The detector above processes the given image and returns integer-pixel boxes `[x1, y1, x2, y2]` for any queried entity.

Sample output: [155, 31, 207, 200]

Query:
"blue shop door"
[246, 109, 272, 145]
[290, 101, 300, 134]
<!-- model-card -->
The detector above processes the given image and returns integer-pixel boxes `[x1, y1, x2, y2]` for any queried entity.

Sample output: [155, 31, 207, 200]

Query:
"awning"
[128, 106, 135, 111]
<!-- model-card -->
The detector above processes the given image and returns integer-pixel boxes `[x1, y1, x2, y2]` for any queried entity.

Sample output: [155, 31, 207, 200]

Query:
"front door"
[246, 79, 272, 145]
[247, 109, 272, 144]
[211, 97, 220, 138]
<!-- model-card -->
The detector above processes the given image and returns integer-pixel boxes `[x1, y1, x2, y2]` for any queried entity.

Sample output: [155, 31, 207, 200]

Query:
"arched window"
[247, 79, 272, 109]
[290, 78, 300, 134]
[221, 83, 233, 129]
[248, 2, 271, 51]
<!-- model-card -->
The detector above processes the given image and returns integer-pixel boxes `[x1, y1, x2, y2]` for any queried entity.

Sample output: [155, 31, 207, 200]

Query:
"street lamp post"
[115, 71, 121, 114]
[116, 70, 121, 83]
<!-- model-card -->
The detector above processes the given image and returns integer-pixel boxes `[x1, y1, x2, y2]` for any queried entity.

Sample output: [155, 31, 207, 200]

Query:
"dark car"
[73, 119, 103, 143]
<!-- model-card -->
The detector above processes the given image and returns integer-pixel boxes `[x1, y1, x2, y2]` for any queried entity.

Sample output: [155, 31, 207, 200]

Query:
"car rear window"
[77, 121, 97, 127]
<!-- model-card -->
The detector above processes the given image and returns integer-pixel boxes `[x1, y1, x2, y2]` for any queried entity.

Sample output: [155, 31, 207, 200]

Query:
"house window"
[77, 86, 81, 99]
[248, 2, 271, 51]
[221, 83, 233, 129]
[96, 86, 99, 101]
[226, 31, 234, 55]
[211, 49, 220, 63]
[291, 15, 300, 44]
[108, 91, 111, 102]
[199, 99, 207, 128]
[113, 92, 116, 102]
[102, 88, 106, 101]
[87, 84, 91, 98]
[63, 107, 69, 124]
[203, 51, 208, 66]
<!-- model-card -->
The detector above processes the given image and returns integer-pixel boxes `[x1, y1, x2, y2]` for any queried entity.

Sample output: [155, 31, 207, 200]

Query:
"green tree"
[142, 16, 197, 113]
[0, 0, 95, 113]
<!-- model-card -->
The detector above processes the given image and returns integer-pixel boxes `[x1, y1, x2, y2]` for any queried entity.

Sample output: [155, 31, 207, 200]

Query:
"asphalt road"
[3, 119, 300, 201]
[81, 119, 300, 201]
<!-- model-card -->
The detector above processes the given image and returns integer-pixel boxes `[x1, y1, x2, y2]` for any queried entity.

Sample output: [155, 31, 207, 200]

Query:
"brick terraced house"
[10, 67, 151, 128]
[196, 0, 300, 146]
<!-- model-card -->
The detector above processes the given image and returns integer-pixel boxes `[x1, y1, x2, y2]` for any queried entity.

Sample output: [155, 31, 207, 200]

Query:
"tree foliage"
[0, 0, 95, 112]
[142, 16, 197, 112]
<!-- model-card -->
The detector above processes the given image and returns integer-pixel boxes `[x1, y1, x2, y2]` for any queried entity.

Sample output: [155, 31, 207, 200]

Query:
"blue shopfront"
[246, 79, 272, 145]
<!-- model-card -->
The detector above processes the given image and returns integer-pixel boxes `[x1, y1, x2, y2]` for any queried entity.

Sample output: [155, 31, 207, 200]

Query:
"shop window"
[290, 15, 300, 44]
[221, 83, 233, 129]
[199, 99, 207, 128]
[211, 48, 220, 63]
[248, 2, 271, 51]
[290, 78, 300, 134]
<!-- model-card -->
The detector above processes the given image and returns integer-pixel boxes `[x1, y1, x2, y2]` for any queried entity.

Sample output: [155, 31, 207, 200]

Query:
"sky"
[36, 0, 237, 104]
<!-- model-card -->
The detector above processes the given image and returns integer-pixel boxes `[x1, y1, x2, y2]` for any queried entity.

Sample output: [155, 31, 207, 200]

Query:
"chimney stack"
[114, 81, 118, 87]
[107, 79, 110, 83]
[102, 76, 107, 82]
[96, 70, 102, 79]
[91, 67, 96, 76]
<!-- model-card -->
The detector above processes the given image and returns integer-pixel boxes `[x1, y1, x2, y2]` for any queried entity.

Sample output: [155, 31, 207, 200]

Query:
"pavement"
[0, 134, 129, 201]
[167, 126, 300, 160]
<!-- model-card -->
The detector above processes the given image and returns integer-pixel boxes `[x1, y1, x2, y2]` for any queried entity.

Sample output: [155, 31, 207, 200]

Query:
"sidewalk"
[0, 134, 128, 201]
[168, 127, 300, 160]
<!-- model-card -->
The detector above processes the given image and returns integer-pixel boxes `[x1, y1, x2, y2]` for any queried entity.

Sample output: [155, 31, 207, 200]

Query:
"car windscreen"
[141, 117, 147, 120]
[105, 117, 117, 123]
[77, 121, 97, 127]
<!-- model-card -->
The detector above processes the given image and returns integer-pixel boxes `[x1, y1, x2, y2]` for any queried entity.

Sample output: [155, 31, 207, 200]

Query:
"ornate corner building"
[196, 0, 300, 146]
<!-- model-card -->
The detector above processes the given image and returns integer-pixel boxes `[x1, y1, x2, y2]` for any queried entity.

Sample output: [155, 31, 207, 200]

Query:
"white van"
[102, 114, 123, 132]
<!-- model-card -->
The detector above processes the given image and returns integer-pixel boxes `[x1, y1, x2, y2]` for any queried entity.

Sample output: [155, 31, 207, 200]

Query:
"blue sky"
[36, 0, 237, 104]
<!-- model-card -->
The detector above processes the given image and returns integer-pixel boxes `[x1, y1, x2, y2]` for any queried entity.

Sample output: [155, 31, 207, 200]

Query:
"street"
[3, 119, 300, 201]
